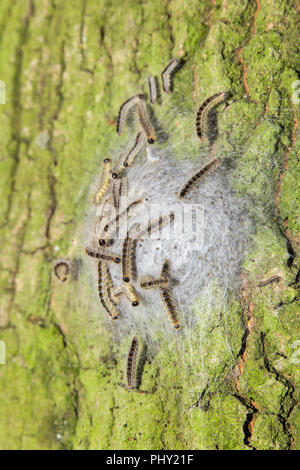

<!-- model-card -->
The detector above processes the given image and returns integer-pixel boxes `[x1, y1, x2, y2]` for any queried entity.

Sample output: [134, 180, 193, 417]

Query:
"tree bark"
[0, 0, 299, 450]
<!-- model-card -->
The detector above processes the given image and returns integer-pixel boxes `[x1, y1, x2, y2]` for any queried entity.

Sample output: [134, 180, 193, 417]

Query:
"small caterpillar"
[54, 259, 71, 282]
[140, 277, 169, 289]
[161, 259, 170, 278]
[103, 199, 142, 235]
[196, 92, 226, 140]
[122, 283, 140, 307]
[127, 336, 139, 389]
[137, 100, 156, 144]
[97, 261, 119, 319]
[84, 247, 121, 264]
[94, 158, 111, 205]
[122, 234, 135, 283]
[160, 288, 181, 329]
[258, 275, 282, 287]
[147, 76, 158, 104]
[161, 58, 179, 94]
[123, 132, 146, 167]
[178, 158, 220, 199]
[116, 94, 143, 135]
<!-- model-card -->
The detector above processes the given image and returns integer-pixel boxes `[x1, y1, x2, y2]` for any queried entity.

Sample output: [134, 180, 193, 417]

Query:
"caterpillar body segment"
[140, 277, 169, 289]
[160, 288, 181, 329]
[161, 58, 179, 94]
[54, 259, 71, 282]
[84, 247, 121, 264]
[137, 100, 156, 144]
[97, 261, 119, 319]
[116, 94, 144, 135]
[94, 158, 111, 205]
[127, 336, 139, 389]
[196, 92, 226, 140]
[178, 158, 220, 199]
[161, 259, 170, 279]
[122, 283, 140, 307]
[148, 76, 158, 104]
[122, 235, 135, 283]
[123, 132, 146, 168]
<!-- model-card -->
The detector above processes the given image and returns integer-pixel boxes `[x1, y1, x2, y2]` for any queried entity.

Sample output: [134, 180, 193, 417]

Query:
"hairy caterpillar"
[177, 158, 220, 199]
[258, 275, 282, 287]
[196, 92, 226, 140]
[97, 261, 119, 319]
[122, 235, 135, 283]
[103, 199, 142, 234]
[116, 94, 144, 135]
[122, 283, 140, 307]
[123, 132, 146, 167]
[161, 58, 179, 93]
[137, 100, 156, 144]
[140, 277, 169, 289]
[147, 76, 158, 104]
[160, 259, 170, 278]
[127, 336, 139, 389]
[94, 158, 111, 205]
[160, 288, 181, 329]
[53, 259, 71, 282]
[84, 247, 121, 264]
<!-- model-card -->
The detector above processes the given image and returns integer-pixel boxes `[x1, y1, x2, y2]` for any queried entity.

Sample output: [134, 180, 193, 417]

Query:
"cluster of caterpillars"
[83, 59, 230, 390]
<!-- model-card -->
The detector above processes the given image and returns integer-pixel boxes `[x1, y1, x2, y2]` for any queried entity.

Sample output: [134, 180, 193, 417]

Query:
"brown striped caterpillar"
[54, 259, 71, 282]
[137, 100, 156, 144]
[94, 158, 111, 205]
[258, 275, 282, 287]
[123, 132, 146, 168]
[140, 277, 169, 289]
[122, 283, 140, 307]
[196, 92, 226, 140]
[147, 76, 158, 104]
[161, 58, 179, 94]
[160, 288, 181, 329]
[97, 261, 119, 319]
[122, 234, 135, 283]
[161, 259, 170, 279]
[127, 336, 139, 389]
[177, 158, 220, 199]
[84, 247, 121, 264]
[116, 94, 144, 135]
[103, 199, 142, 235]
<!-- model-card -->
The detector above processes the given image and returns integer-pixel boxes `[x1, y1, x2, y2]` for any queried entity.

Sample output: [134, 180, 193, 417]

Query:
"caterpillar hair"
[94, 158, 111, 205]
[160, 288, 181, 329]
[140, 277, 169, 289]
[178, 158, 220, 199]
[111, 286, 124, 304]
[147, 76, 158, 104]
[122, 283, 140, 307]
[196, 92, 226, 140]
[127, 336, 139, 389]
[161, 259, 170, 278]
[103, 199, 142, 235]
[54, 259, 71, 282]
[97, 261, 119, 319]
[123, 132, 146, 167]
[137, 100, 156, 144]
[161, 58, 179, 94]
[116, 94, 144, 135]
[84, 247, 121, 264]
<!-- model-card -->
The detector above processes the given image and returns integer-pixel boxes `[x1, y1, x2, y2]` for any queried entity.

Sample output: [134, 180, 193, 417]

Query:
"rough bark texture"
[0, 0, 299, 450]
